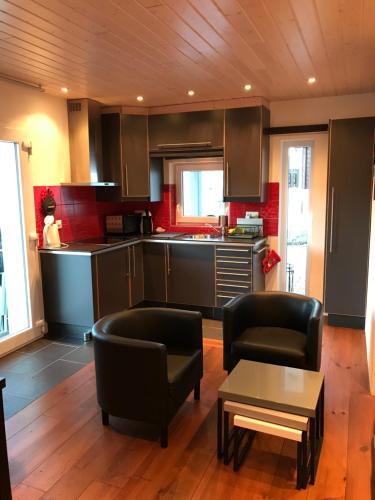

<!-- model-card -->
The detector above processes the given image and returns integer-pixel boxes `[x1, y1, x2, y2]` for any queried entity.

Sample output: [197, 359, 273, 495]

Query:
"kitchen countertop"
[39, 234, 267, 256]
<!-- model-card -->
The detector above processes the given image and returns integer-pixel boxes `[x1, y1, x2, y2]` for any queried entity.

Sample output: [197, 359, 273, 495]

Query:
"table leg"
[0, 391, 11, 500]
[296, 441, 302, 489]
[297, 429, 308, 489]
[223, 409, 230, 465]
[310, 416, 316, 485]
[233, 426, 240, 471]
[217, 398, 223, 459]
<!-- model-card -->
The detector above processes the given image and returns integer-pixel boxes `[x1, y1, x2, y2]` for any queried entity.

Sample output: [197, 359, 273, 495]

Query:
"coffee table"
[217, 360, 324, 489]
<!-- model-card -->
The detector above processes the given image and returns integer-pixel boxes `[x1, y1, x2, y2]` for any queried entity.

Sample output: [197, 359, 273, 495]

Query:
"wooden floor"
[6, 325, 375, 500]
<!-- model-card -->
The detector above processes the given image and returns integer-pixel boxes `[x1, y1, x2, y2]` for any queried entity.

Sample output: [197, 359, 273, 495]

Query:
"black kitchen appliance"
[105, 214, 141, 235]
[141, 210, 153, 235]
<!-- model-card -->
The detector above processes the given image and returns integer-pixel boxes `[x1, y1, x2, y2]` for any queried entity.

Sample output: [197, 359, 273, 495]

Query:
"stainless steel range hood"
[62, 98, 118, 187]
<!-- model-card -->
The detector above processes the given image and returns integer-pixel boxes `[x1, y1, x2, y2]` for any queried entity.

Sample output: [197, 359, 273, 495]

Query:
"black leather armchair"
[92, 307, 203, 448]
[223, 292, 323, 372]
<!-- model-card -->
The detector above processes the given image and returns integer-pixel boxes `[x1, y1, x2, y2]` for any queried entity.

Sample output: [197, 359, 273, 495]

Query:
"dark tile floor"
[0, 319, 222, 421]
[0, 337, 94, 420]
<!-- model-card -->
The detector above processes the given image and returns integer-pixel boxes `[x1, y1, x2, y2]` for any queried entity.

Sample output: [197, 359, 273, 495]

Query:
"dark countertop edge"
[38, 236, 267, 256]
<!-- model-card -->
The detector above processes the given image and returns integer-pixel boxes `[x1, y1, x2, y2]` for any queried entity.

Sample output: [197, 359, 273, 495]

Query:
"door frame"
[280, 139, 315, 294]
[0, 128, 44, 356]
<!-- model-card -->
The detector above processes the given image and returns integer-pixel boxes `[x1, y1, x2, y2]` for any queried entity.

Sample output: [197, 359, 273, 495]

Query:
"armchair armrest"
[223, 294, 254, 371]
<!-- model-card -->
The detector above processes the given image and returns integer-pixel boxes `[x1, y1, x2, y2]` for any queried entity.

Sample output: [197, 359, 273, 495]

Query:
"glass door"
[0, 141, 31, 337]
[281, 141, 314, 295]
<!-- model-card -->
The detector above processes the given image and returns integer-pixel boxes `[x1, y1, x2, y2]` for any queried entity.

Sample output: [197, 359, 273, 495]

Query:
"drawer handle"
[217, 279, 251, 285]
[216, 248, 250, 253]
[217, 283, 250, 289]
[217, 294, 238, 299]
[217, 260, 250, 264]
[217, 272, 249, 276]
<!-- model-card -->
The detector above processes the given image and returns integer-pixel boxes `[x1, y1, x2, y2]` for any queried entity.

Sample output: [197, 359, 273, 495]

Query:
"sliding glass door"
[0, 141, 31, 337]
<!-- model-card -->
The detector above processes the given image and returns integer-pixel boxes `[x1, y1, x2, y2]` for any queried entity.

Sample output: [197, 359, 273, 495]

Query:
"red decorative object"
[262, 249, 281, 274]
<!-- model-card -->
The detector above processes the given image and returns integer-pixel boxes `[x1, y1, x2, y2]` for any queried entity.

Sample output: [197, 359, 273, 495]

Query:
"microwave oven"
[105, 214, 141, 235]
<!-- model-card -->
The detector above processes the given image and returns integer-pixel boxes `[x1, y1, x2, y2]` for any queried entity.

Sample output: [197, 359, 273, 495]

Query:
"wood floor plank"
[11, 483, 44, 500]
[9, 395, 99, 486]
[5, 363, 95, 439]
[345, 393, 375, 500]
[77, 480, 122, 499]
[22, 412, 103, 491]
[6, 327, 375, 499]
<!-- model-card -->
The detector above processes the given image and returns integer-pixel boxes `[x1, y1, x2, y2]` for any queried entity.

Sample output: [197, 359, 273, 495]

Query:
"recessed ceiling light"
[136, 95, 144, 102]
[307, 77, 316, 85]
[244, 84, 252, 91]
[60, 87, 69, 93]
[187, 90, 195, 96]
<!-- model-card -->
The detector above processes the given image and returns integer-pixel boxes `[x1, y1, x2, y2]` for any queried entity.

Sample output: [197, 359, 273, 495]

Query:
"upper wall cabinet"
[101, 113, 162, 201]
[224, 106, 270, 202]
[148, 110, 224, 153]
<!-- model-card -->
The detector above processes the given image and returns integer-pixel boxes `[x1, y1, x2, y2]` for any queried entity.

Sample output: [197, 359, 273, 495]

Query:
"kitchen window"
[175, 158, 224, 224]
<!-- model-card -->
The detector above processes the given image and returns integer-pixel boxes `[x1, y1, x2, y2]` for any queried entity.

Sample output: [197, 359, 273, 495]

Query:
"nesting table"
[0, 378, 11, 500]
[217, 360, 324, 489]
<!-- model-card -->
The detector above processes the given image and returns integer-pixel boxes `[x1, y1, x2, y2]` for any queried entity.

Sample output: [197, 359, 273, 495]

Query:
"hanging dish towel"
[262, 249, 281, 274]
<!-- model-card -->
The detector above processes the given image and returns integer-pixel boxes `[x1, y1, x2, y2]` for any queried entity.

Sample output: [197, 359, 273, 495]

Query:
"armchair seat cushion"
[231, 327, 307, 369]
[167, 348, 202, 410]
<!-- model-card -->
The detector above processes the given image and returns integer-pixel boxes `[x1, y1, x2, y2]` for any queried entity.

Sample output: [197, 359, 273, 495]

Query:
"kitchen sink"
[180, 234, 223, 241]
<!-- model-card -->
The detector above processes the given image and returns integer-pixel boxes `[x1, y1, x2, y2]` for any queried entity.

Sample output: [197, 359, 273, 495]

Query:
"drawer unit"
[215, 245, 253, 306]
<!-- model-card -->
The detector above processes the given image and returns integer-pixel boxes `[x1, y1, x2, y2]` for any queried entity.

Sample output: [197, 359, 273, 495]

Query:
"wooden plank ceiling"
[0, 0, 374, 107]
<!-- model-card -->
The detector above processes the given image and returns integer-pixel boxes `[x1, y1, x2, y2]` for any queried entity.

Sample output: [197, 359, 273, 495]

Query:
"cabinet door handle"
[166, 244, 171, 275]
[132, 246, 136, 277]
[254, 247, 267, 255]
[127, 247, 131, 277]
[125, 163, 129, 196]
[225, 161, 229, 196]
[329, 187, 335, 253]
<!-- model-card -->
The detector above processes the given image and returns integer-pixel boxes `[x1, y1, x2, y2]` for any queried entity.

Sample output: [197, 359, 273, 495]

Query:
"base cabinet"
[215, 242, 266, 307]
[129, 243, 144, 306]
[40, 243, 144, 332]
[166, 243, 215, 307]
[143, 242, 167, 302]
[94, 247, 130, 319]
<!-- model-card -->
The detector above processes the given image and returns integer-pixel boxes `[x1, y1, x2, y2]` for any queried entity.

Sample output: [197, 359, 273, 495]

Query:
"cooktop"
[76, 235, 138, 245]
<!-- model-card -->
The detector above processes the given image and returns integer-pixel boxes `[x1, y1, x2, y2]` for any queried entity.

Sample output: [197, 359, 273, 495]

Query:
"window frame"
[173, 157, 224, 224]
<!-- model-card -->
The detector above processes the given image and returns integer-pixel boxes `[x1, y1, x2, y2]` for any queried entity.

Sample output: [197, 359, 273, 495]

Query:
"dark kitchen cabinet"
[101, 113, 162, 201]
[94, 247, 130, 318]
[166, 243, 215, 307]
[324, 116, 375, 328]
[129, 243, 144, 307]
[148, 110, 224, 152]
[40, 253, 95, 327]
[224, 106, 270, 202]
[40, 243, 143, 334]
[143, 242, 167, 302]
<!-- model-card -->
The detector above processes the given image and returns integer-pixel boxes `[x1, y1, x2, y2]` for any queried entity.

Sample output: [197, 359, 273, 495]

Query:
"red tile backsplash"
[34, 182, 279, 246]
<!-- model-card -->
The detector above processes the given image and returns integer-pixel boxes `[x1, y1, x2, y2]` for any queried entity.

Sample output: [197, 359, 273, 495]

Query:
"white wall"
[0, 80, 70, 356]
[270, 92, 375, 126]
[0, 80, 70, 185]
